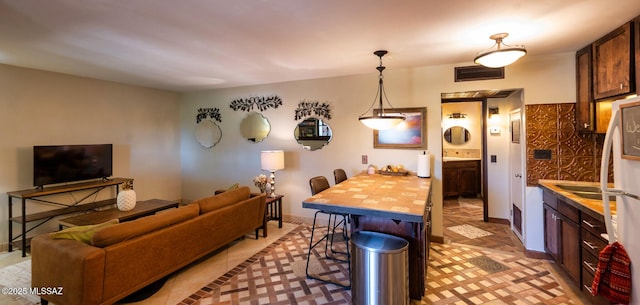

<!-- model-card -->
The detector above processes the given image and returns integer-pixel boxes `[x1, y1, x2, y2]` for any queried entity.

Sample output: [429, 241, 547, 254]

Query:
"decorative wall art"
[195, 107, 223, 148]
[373, 107, 427, 149]
[294, 100, 332, 120]
[229, 95, 283, 112]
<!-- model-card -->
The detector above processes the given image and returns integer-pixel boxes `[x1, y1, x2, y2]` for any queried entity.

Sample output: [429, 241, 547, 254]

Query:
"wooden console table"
[6, 178, 133, 257]
[58, 199, 179, 228]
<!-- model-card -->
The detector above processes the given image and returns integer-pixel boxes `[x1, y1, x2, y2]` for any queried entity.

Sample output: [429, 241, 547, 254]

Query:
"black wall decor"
[196, 108, 222, 123]
[229, 95, 283, 112]
[294, 100, 332, 120]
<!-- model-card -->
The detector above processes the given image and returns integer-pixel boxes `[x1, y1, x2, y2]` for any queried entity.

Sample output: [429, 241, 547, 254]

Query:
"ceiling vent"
[454, 65, 504, 82]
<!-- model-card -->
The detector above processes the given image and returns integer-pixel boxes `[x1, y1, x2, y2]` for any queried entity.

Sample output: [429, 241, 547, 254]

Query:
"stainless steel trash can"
[351, 231, 409, 305]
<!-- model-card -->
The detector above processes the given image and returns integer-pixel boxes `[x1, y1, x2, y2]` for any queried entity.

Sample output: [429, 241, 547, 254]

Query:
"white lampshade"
[261, 150, 285, 171]
[359, 115, 404, 130]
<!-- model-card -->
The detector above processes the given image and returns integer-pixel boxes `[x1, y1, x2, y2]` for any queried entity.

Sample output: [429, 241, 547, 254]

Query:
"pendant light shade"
[358, 50, 405, 130]
[474, 33, 526, 68]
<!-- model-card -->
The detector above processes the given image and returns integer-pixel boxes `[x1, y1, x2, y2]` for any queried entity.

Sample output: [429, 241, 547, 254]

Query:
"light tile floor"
[0, 221, 298, 305]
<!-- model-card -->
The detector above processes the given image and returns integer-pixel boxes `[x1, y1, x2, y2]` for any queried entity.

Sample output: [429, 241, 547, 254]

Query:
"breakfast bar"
[302, 172, 432, 299]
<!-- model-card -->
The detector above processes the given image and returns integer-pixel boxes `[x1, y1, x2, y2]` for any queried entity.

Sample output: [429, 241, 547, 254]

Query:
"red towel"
[591, 241, 632, 304]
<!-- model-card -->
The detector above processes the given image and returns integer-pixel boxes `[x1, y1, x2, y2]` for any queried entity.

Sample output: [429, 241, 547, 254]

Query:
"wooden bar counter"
[302, 172, 432, 300]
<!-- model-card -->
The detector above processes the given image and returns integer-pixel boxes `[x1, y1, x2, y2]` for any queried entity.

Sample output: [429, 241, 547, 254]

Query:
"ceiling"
[1, 1, 640, 92]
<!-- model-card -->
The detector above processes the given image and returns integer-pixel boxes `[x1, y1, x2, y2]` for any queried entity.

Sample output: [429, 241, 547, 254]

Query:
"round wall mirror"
[294, 118, 332, 151]
[240, 112, 270, 143]
[444, 126, 471, 145]
[194, 119, 222, 148]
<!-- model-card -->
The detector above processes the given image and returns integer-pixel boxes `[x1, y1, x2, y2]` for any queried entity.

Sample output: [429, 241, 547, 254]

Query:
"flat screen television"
[33, 144, 113, 187]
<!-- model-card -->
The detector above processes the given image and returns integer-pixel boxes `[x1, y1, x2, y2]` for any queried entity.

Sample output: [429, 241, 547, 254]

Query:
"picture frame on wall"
[511, 118, 521, 144]
[373, 107, 427, 149]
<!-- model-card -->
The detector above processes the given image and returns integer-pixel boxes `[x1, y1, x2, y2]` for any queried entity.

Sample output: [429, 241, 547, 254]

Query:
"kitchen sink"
[554, 184, 601, 193]
[573, 191, 617, 201]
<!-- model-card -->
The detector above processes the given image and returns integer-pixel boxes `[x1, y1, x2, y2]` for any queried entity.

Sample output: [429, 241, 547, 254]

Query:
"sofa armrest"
[31, 234, 106, 305]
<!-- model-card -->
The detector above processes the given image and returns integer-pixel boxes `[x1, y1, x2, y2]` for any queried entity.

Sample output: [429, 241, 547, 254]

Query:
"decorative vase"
[117, 182, 136, 211]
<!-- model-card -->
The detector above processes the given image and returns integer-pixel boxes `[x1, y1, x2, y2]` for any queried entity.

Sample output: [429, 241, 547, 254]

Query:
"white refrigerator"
[601, 95, 640, 304]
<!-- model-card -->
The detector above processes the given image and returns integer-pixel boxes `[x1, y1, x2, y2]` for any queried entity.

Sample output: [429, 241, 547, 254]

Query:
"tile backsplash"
[525, 103, 612, 186]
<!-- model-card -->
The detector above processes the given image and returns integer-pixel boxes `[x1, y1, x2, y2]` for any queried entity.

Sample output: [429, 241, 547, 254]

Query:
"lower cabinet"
[581, 212, 612, 305]
[543, 189, 612, 305]
[543, 193, 581, 284]
[443, 160, 480, 197]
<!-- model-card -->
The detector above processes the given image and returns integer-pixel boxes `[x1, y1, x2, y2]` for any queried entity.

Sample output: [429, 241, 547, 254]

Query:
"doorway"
[441, 89, 525, 252]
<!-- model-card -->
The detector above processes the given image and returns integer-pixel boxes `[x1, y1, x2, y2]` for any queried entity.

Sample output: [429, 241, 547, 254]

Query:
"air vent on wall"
[454, 65, 504, 82]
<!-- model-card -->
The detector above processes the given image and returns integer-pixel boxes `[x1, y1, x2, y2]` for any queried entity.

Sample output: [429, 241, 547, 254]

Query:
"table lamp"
[261, 150, 285, 197]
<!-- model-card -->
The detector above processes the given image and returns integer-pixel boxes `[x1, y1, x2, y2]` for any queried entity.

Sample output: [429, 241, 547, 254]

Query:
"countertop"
[442, 157, 481, 162]
[537, 179, 616, 216]
[302, 173, 431, 223]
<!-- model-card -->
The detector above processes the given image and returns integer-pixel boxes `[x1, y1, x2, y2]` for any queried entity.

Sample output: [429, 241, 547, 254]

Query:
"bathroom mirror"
[240, 112, 270, 143]
[444, 126, 471, 145]
[294, 118, 332, 151]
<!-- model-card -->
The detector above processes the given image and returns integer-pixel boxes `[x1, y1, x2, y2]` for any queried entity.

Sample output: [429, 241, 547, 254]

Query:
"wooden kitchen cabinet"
[581, 212, 612, 305]
[443, 160, 480, 198]
[576, 45, 594, 132]
[593, 21, 635, 100]
[542, 191, 581, 285]
[576, 19, 637, 134]
[635, 16, 640, 95]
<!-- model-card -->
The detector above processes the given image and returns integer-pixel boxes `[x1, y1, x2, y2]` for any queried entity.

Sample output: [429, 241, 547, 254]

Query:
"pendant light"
[474, 33, 527, 68]
[358, 50, 405, 130]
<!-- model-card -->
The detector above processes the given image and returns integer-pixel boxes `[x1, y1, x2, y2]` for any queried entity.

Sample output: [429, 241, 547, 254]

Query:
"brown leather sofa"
[31, 186, 266, 305]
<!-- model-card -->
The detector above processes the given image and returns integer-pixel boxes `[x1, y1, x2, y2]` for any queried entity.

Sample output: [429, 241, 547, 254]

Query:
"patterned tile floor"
[175, 202, 590, 305]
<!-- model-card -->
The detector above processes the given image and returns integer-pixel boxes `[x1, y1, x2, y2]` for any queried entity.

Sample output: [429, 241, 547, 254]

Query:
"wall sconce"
[448, 113, 467, 119]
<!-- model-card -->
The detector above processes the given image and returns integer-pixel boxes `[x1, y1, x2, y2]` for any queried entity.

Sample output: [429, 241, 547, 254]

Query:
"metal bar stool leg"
[306, 210, 351, 289]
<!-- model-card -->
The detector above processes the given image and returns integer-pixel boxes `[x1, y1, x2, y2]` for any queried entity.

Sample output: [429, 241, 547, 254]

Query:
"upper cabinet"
[636, 16, 640, 94]
[593, 21, 635, 100]
[576, 45, 593, 132]
[576, 19, 637, 134]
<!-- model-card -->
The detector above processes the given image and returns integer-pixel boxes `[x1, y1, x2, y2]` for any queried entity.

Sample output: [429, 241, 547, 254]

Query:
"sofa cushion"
[197, 186, 250, 214]
[91, 203, 199, 247]
[50, 219, 119, 244]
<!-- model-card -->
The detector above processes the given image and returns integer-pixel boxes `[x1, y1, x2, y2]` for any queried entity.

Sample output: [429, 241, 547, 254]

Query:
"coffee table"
[58, 199, 180, 228]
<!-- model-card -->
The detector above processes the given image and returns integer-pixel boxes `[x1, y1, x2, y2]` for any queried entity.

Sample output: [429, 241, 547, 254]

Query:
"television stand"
[6, 177, 133, 257]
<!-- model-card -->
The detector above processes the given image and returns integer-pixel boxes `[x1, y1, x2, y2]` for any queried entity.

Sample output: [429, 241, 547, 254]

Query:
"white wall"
[0, 64, 182, 247]
[180, 52, 576, 244]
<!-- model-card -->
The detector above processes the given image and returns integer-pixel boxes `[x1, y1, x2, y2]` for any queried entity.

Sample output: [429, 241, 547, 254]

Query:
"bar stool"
[333, 169, 347, 184]
[306, 176, 351, 289]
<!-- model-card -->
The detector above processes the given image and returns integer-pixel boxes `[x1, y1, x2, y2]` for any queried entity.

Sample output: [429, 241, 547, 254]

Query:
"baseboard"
[0, 243, 7, 253]
[488, 217, 510, 225]
[430, 235, 444, 244]
[525, 249, 551, 259]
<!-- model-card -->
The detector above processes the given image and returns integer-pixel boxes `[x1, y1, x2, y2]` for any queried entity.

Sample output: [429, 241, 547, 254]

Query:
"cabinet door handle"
[583, 122, 590, 129]
[584, 260, 597, 273]
[583, 240, 597, 250]
[584, 285, 593, 294]
[582, 220, 596, 229]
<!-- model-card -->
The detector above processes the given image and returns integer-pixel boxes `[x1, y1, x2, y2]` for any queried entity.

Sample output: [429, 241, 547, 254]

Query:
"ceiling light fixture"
[359, 50, 405, 130]
[474, 33, 527, 68]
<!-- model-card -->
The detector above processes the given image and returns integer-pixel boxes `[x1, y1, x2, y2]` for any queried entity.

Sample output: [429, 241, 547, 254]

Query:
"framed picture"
[511, 118, 520, 144]
[620, 100, 640, 160]
[373, 107, 427, 149]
